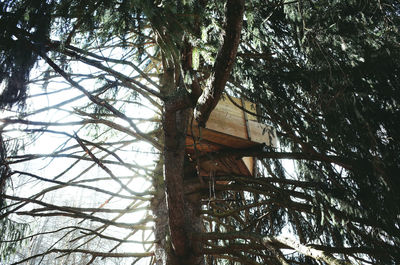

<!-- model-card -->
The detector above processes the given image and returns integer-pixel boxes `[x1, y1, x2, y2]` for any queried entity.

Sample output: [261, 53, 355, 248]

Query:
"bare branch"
[37, 51, 162, 150]
[263, 236, 350, 265]
[11, 249, 153, 265]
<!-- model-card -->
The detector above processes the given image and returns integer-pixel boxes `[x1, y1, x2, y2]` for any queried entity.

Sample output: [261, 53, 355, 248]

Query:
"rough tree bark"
[157, 1, 245, 264]
[194, 0, 245, 127]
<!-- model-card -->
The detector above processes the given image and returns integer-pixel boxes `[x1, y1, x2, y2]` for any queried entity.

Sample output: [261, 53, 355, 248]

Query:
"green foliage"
[233, 1, 400, 263]
[1, 135, 29, 263]
[0, 206, 30, 263]
[1, 0, 400, 264]
[0, 0, 52, 108]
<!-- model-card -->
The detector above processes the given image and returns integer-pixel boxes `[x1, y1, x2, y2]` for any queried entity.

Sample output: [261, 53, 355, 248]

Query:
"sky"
[1, 51, 159, 264]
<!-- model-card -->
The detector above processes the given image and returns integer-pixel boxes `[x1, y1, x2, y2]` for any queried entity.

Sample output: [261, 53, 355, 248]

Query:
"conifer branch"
[194, 0, 245, 127]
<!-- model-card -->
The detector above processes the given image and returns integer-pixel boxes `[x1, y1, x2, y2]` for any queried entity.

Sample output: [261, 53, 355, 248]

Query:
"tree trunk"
[159, 103, 204, 264]
[155, 1, 245, 263]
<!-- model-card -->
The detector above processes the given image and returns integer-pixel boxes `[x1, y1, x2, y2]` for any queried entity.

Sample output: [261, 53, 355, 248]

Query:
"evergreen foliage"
[1, 1, 399, 264]
[1, 134, 29, 263]
[233, 1, 400, 263]
[0, 0, 52, 107]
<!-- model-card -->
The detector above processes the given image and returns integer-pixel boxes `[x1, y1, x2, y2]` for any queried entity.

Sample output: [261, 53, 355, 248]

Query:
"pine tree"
[1, 1, 399, 264]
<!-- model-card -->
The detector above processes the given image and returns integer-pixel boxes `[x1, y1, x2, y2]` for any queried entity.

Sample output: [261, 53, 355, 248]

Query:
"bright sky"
[1, 48, 159, 264]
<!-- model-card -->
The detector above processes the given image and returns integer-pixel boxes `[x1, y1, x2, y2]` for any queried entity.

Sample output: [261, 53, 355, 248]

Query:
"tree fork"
[161, 0, 245, 263]
[194, 0, 245, 127]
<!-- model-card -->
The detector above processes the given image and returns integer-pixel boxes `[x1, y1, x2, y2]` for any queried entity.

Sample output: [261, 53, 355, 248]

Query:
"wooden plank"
[191, 96, 276, 146]
[186, 136, 225, 153]
[240, 98, 258, 121]
[248, 120, 277, 147]
[214, 97, 245, 118]
[190, 115, 277, 147]
[242, 157, 253, 175]
[241, 97, 252, 141]
[187, 126, 259, 150]
[206, 107, 248, 139]
[222, 96, 258, 121]
[186, 96, 277, 177]
[198, 156, 251, 176]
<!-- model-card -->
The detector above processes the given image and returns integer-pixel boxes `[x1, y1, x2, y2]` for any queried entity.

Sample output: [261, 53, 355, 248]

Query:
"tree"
[1, 1, 400, 265]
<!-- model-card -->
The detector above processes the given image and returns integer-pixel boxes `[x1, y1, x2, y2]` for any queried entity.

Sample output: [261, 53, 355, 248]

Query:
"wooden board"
[186, 96, 277, 176]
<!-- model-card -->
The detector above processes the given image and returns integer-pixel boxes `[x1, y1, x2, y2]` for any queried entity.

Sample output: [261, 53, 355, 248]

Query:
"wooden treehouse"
[186, 96, 277, 177]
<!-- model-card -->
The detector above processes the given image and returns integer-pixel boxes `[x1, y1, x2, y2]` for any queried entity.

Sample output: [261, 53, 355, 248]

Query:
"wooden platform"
[186, 96, 277, 176]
